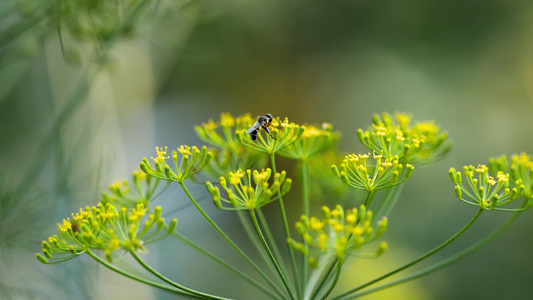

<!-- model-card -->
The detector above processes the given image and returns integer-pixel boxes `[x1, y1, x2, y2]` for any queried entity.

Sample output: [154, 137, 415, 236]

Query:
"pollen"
[220, 113, 235, 127]
[178, 145, 192, 155]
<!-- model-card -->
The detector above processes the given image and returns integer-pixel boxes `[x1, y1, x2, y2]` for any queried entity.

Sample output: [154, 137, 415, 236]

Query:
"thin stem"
[346, 209, 523, 299]
[257, 209, 292, 281]
[270, 153, 301, 298]
[172, 231, 279, 299]
[310, 258, 338, 300]
[129, 250, 231, 300]
[250, 209, 296, 299]
[178, 182, 286, 299]
[332, 208, 484, 300]
[301, 158, 310, 296]
[85, 250, 193, 297]
[321, 261, 343, 300]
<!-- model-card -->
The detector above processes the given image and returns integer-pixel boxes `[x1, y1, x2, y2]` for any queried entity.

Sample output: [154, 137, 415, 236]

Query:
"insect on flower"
[246, 113, 276, 141]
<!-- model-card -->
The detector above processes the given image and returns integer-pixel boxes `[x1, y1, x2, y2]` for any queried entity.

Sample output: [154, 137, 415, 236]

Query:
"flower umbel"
[140, 145, 212, 183]
[490, 153, 533, 204]
[36, 203, 177, 264]
[278, 123, 341, 160]
[236, 116, 305, 154]
[206, 168, 292, 210]
[357, 112, 452, 165]
[331, 153, 415, 192]
[195, 113, 255, 152]
[288, 205, 388, 265]
[449, 164, 525, 210]
[101, 170, 164, 207]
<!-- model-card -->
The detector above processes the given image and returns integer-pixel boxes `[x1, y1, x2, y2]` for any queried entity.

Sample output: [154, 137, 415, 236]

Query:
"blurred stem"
[171, 231, 278, 299]
[321, 260, 343, 300]
[86, 249, 194, 297]
[257, 209, 293, 282]
[250, 209, 296, 300]
[178, 181, 286, 298]
[13, 0, 153, 196]
[363, 190, 378, 208]
[129, 250, 231, 300]
[237, 210, 282, 282]
[301, 158, 310, 296]
[373, 184, 404, 221]
[332, 208, 484, 300]
[347, 208, 524, 298]
[270, 153, 301, 299]
[310, 258, 338, 300]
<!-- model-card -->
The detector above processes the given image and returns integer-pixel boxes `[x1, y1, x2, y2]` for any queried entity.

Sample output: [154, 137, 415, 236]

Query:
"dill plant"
[37, 112, 533, 299]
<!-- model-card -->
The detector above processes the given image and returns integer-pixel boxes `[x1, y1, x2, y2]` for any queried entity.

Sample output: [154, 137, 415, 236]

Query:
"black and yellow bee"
[246, 113, 275, 141]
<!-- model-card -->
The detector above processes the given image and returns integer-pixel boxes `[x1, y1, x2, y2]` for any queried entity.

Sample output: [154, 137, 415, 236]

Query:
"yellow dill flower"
[195, 113, 253, 151]
[206, 168, 292, 210]
[279, 123, 341, 160]
[288, 205, 388, 265]
[331, 153, 414, 192]
[37, 203, 177, 264]
[358, 112, 452, 165]
[236, 115, 305, 155]
[450, 162, 526, 211]
[141, 145, 212, 183]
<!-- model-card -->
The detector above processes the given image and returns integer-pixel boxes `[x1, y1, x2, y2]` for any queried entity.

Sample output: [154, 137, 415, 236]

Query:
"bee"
[246, 113, 275, 141]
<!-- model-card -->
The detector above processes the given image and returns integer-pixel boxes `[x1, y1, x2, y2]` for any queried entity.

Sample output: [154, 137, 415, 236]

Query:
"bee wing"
[246, 122, 260, 134]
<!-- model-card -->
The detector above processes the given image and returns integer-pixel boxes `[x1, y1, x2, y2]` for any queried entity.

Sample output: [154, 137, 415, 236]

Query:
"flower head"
[278, 123, 341, 160]
[449, 163, 526, 211]
[206, 168, 292, 210]
[331, 153, 415, 192]
[236, 116, 305, 154]
[37, 203, 177, 264]
[140, 145, 212, 183]
[358, 112, 452, 165]
[195, 113, 255, 152]
[101, 170, 162, 207]
[288, 205, 388, 265]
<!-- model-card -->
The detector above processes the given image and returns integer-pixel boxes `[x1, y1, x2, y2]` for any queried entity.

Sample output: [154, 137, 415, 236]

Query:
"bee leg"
[263, 127, 277, 140]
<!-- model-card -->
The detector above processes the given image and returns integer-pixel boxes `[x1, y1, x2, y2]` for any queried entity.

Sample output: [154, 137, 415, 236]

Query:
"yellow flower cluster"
[449, 163, 525, 210]
[141, 145, 212, 183]
[279, 123, 341, 160]
[236, 116, 305, 155]
[37, 203, 177, 264]
[206, 168, 292, 210]
[101, 170, 162, 207]
[358, 112, 451, 165]
[288, 205, 388, 266]
[331, 153, 414, 192]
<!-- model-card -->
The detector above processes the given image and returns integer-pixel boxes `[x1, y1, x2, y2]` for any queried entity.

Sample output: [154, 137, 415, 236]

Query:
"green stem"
[346, 209, 523, 299]
[250, 209, 296, 299]
[270, 153, 301, 299]
[310, 258, 338, 300]
[321, 261, 343, 300]
[257, 209, 292, 281]
[363, 190, 378, 208]
[301, 158, 310, 297]
[129, 250, 231, 300]
[172, 231, 278, 299]
[332, 208, 484, 300]
[178, 182, 286, 299]
[85, 249, 194, 297]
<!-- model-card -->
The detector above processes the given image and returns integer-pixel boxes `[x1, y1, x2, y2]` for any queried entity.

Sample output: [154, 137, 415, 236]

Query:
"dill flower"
[195, 113, 255, 152]
[490, 153, 533, 204]
[449, 164, 525, 210]
[331, 153, 415, 192]
[205, 168, 292, 210]
[288, 205, 388, 265]
[140, 145, 212, 183]
[101, 170, 164, 207]
[36, 203, 177, 264]
[236, 116, 305, 154]
[357, 112, 452, 165]
[278, 123, 341, 160]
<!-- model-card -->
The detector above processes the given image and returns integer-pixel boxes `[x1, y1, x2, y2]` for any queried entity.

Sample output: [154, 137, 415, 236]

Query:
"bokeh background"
[1, 0, 533, 299]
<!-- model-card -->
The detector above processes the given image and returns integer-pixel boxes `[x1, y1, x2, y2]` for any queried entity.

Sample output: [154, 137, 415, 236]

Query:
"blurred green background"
[1, 0, 533, 299]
